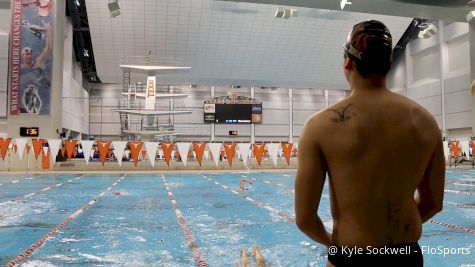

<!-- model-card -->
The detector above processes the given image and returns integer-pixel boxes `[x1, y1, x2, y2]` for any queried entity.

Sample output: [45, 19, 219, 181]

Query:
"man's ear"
[343, 57, 353, 70]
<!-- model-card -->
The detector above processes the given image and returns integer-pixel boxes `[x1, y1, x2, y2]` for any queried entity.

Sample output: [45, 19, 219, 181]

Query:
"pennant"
[26, 144, 31, 155]
[237, 143, 251, 167]
[108, 150, 113, 159]
[460, 140, 470, 159]
[158, 149, 164, 159]
[64, 140, 77, 160]
[13, 144, 17, 154]
[224, 143, 236, 167]
[450, 141, 461, 158]
[31, 139, 44, 160]
[193, 143, 206, 166]
[48, 139, 62, 163]
[253, 143, 266, 166]
[81, 140, 95, 164]
[41, 148, 50, 170]
[97, 141, 112, 166]
[0, 137, 11, 160]
[144, 142, 159, 167]
[161, 143, 175, 166]
[204, 150, 209, 160]
[112, 141, 127, 166]
[128, 141, 143, 166]
[266, 143, 280, 167]
[14, 138, 28, 160]
[281, 143, 293, 165]
[177, 142, 191, 166]
[60, 147, 66, 157]
[208, 143, 222, 167]
[141, 150, 147, 160]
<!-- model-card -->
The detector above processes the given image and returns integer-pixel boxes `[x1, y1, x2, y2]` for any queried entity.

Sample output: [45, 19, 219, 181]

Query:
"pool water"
[0, 170, 473, 266]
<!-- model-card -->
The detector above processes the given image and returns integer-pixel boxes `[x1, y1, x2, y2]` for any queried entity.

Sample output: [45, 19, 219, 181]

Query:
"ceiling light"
[108, 0, 121, 18]
[418, 23, 437, 39]
[467, 10, 475, 23]
[275, 8, 298, 19]
[340, 0, 352, 10]
[75, 0, 80, 6]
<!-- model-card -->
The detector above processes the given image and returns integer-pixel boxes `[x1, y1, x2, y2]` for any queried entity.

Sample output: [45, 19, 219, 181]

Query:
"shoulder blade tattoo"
[327, 104, 354, 122]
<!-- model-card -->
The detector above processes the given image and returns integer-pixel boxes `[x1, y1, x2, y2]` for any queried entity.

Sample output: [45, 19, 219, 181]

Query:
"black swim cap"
[343, 20, 393, 63]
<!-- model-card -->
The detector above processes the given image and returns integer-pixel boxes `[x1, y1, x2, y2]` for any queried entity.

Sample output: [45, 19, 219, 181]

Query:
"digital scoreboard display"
[204, 104, 262, 124]
[20, 127, 39, 137]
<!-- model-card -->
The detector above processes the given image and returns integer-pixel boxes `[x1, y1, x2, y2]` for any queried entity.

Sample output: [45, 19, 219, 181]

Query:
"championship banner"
[193, 143, 206, 166]
[281, 143, 293, 165]
[10, 0, 55, 115]
[224, 143, 236, 167]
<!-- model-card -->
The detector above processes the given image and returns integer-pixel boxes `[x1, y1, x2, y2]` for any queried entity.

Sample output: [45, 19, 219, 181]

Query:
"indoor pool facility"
[0, 170, 473, 266]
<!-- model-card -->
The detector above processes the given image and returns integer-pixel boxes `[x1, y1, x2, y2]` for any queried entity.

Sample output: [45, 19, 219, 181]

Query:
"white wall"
[388, 21, 471, 138]
[62, 19, 89, 135]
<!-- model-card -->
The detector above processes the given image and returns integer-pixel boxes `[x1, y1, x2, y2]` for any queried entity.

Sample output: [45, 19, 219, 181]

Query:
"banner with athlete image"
[10, 0, 54, 115]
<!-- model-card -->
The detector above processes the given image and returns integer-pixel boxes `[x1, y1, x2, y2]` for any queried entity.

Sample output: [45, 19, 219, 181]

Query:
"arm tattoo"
[327, 104, 354, 122]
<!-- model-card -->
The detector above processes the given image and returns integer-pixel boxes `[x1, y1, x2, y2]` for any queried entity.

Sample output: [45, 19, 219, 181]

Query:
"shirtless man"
[295, 20, 445, 267]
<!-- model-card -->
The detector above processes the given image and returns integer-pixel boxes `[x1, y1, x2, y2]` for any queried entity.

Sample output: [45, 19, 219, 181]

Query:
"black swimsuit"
[327, 242, 423, 267]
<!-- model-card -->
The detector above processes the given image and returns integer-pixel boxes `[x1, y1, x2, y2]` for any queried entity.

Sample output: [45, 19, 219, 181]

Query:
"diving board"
[116, 109, 192, 115]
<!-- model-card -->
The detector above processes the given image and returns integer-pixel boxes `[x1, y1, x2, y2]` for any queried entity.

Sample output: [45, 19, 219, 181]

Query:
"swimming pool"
[0, 170, 473, 266]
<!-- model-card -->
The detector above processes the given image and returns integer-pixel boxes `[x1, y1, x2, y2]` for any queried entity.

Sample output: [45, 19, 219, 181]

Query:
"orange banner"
[450, 141, 461, 158]
[41, 148, 50, 169]
[128, 141, 143, 166]
[65, 140, 77, 160]
[31, 139, 44, 160]
[193, 143, 206, 166]
[60, 147, 66, 157]
[224, 143, 236, 167]
[0, 138, 11, 160]
[141, 150, 147, 160]
[281, 143, 293, 165]
[97, 141, 111, 166]
[253, 143, 265, 166]
[13, 143, 17, 154]
[26, 144, 31, 155]
[161, 143, 175, 166]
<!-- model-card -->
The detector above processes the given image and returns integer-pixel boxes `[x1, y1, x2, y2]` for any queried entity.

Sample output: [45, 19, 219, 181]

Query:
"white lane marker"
[453, 183, 475, 187]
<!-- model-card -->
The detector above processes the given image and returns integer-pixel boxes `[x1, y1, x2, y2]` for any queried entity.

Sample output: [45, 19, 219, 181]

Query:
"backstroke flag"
[177, 142, 191, 166]
[266, 143, 280, 167]
[237, 143, 251, 167]
[14, 138, 28, 159]
[208, 143, 222, 167]
[112, 141, 127, 166]
[10, 0, 55, 115]
[80, 140, 94, 164]
[48, 139, 61, 163]
[144, 142, 158, 167]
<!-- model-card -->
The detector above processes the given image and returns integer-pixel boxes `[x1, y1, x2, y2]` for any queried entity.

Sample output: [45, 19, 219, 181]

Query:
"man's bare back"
[311, 89, 440, 246]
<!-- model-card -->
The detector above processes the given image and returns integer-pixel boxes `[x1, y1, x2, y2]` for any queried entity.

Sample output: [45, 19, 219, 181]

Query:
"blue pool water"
[0, 170, 473, 266]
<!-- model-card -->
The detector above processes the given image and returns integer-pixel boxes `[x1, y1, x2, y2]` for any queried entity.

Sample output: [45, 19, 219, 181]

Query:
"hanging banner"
[224, 143, 236, 167]
[237, 143, 251, 167]
[128, 141, 143, 166]
[253, 143, 265, 166]
[96, 141, 111, 165]
[460, 140, 470, 159]
[450, 141, 461, 158]
[15, 138, 28, 159]
[208, 143, 222, 167]
[64, 140, 77, 160]
[0, 138, 11, 160]
[145, 76, 156, 110]
[141, 150, 147, 160]
[31, 138, 43, 160]
[266, 143, 280, 167]
[204, 150, 209, 160]
[177, 142, 191, 166]
[47, 139, 61, 163]
[10, 0, 55, 115]
[161, 142, 175, 166]
[144, 142, 158, 167]
[293, 142, 298, 157]
[112, 141, 127, 166]
[158, 149, 164, 159]
[80, 140, 95, 164]
[41, 147, 50, 169]
[281, 143, 293, 165]
[60, 146, 65, 157]
[42, 146, 48, 156]
[193, 143, 206, 166]
[13, 144, 17, 154]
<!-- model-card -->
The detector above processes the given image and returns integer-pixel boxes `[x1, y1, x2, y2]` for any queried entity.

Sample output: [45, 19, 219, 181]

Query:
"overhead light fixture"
[418, 23, 438, 39]
[275, 7, 298, 19]
[108, 0, 121, 18]
[467, 10, 475, 23]
[340, 0, 352, 10]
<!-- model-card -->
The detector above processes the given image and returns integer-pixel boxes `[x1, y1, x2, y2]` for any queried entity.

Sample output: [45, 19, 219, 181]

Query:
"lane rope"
[5, 174, 127, 267]
[0, 174, 44, 187]
[428, 219, 475, 234]
[160, 174, 207, 267]
[444, 189, 475, 196]
[443, 201, 475, 209]
[0, 175, 86, 206]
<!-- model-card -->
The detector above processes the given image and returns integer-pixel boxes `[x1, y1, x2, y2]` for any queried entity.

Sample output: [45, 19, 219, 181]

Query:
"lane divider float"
[160, 174, 207, 267]
[444, 201, 475, 209]
[5, 174, 127, 267]
[444, 189, 475, 196]
[428, 220, 475, 234]
[0, 174, 44, 187]
[0, 175, 86, 206]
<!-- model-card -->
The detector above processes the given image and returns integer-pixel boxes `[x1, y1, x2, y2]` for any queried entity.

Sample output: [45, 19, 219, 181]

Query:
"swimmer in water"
[239, 178, 253, 191]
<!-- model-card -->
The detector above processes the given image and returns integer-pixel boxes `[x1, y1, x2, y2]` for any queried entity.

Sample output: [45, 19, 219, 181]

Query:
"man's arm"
[35, 21, 51, 67]
[416, 137, 445, 223]
[295, 115, 331, 247]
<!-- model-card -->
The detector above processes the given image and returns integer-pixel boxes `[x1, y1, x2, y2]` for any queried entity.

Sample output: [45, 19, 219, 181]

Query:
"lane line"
[160, 174, 207, 267]
[453, 183, 475, 187]
[0, 175, 86, 206]
[202, 175, 295, 223]
[443, 201, 475, 209]
[428, 220, 475, 234]
[5, 174, 127, 267]
[444, 189, 475, 196]
[0, 175, 44, 187]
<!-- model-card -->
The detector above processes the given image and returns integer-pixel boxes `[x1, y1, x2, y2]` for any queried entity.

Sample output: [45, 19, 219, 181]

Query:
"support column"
[324, 89, 329, 108]
[251, 86, 255, 144]
[289, 88, 293, 143]
[438, 21, 447, 139]
[470, 21, 475, 136]
[210, 85, 215, 142]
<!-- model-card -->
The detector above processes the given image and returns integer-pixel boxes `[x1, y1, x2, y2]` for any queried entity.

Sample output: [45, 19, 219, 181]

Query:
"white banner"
[208, 143, 222, 167]
[48, 139, 62, 163]
[158, 149, 164, 159]
[112, 141, 127, 166]
[144, 142, 159, 167]
[14, 138, 28, 159]
[145, 76, 156, 110]
[266, 143, 280, 167]
[42, 147, 48, 157]
[443, 141, 449, 160]
[204, 150, 209, 160]
[81, 140, 95, 164]
[460, 140, 470, 159]
[177, 142, 191, 166]
[237, 143, 251, 167]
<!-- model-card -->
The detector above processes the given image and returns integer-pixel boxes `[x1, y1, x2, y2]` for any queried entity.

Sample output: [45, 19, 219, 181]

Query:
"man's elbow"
[296, 216, 313, 232]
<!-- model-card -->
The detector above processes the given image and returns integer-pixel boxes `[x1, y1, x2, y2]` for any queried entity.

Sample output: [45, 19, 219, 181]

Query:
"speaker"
[108, 1, 121, 18]
[467, 10, 475, 23]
